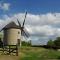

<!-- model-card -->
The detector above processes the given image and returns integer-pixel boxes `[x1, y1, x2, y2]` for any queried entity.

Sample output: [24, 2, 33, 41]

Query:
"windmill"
[17, 11, 29, 47]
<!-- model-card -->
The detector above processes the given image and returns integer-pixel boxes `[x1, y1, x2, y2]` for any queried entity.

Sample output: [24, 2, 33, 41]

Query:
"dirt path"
[0, 55, 19, 60]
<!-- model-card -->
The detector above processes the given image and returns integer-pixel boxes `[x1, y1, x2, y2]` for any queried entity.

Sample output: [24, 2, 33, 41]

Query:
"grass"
[19, 46, 60, 60]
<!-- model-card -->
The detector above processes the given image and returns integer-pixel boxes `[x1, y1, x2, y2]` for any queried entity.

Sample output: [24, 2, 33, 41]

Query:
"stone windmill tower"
[3, 22, 21, 45]
[0, 12, 29, 46]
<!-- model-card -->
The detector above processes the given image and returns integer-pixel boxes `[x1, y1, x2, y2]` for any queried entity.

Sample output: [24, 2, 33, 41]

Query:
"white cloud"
[1, 12, 60, 45]
[0, 3, 10, 11]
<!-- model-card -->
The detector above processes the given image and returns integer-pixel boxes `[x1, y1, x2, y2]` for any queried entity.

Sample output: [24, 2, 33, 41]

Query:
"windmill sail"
[22, 11, 27, 27]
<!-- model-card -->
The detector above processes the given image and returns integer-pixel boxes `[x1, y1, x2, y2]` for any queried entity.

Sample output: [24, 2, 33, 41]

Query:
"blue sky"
[0, 0, 60, 15]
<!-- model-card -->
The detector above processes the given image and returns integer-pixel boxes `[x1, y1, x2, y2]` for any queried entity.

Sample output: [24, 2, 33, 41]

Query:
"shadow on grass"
[57, 56, 60, 59]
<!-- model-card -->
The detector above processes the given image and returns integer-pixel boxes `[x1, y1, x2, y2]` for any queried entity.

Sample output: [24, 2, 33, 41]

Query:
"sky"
[0, 0, 60, 45]
[0, 0, 60, 15]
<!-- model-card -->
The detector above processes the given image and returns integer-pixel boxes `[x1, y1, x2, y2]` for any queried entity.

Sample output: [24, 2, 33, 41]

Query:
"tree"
[54, 37, 60, 47]
[47, 39, 55, 48]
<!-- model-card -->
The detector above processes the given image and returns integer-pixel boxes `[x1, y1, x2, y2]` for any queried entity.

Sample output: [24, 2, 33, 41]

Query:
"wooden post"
[9, 45, 10, 55]
[16, 45, 18, 56]
[3, 44, 4, 54]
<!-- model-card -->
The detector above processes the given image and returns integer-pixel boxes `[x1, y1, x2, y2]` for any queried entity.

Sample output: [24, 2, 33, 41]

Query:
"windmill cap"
[3, 21, 20, 29]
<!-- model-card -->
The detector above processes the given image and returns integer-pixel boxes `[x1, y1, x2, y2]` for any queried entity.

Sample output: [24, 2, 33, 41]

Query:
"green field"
[19, 46, 60, 60]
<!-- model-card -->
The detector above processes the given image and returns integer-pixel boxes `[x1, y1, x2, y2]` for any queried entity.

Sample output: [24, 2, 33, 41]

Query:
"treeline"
[46, 37, 60, 49]
[21, 40, 31, 46]
[21, 37, 60, 50]
[32, 37, 60, 50]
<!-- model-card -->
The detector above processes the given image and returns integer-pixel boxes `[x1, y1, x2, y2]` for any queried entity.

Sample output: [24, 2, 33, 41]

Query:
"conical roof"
[3, 21, 20, 29]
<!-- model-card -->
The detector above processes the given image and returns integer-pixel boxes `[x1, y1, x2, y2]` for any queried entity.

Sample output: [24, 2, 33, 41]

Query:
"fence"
[0, 45, 18, 56]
